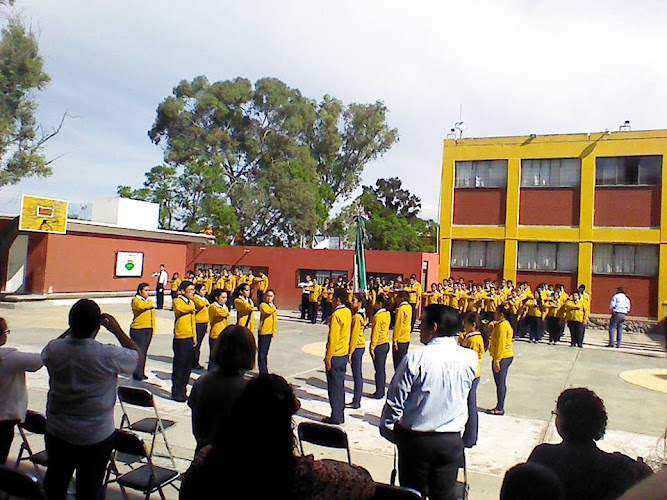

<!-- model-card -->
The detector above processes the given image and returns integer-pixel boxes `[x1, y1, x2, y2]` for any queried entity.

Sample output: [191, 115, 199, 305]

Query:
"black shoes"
[192, 364, 205, 370]
[321, 417, 344, 425]
[345, 402, 361, 409]
[132, 374, 148, 381]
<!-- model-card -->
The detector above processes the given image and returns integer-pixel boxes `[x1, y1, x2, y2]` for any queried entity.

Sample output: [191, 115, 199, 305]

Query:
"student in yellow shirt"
[308, 278, 322, 325]
[257, 289, 277, 374]
[423, 283, 441, 306]
[234, 284, 257, 333]
[222, 269, 235, 309]
[392, 291, 412, 369]
[458, 311, 489, 447]
[169, 272, 181, 311]
[323, 289, 352, 425]
[321, 282, 334, 323]
[544, 288, 562, 345]
[564, 291, 586, 347]
[489, 306, 514, 415]
[370, 294, 391, 399]
[347, 293, 368, 409]
[207, 289, 230, 368]
[255, 271, 269, 305]
[520, 291, 546, 344]
[192, 284, 210, 370]
[405, 275, 421, 331]
[130, 282, 156, 380]
[172, 280, 197, 402]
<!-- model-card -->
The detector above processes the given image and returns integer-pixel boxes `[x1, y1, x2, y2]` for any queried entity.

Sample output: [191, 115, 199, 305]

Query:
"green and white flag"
[354, 213, 369, 292]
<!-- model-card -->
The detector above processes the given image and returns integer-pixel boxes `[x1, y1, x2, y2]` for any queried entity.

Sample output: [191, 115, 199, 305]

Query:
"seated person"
[500, 462, 564, 500]
[181, 373, 376, 500]
[528, 388, 652, 500]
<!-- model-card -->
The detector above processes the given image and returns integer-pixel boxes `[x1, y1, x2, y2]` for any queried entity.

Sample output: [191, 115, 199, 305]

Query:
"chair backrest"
[371, 483, 422, 500]
[118, 386, 155, 408]
[21, 411, 47, 435]
[113, 430, 149, 459]
[298, 422, 349, 450]
[0, 465, 45, 500]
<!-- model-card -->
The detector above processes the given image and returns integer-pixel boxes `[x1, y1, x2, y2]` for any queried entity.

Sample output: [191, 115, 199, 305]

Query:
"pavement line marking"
[284, 365, 324, 380]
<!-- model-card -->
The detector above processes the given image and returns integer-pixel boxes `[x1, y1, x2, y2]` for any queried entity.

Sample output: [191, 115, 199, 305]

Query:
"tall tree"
[124, 76, 397, 244]
[0, 15, 63, 188]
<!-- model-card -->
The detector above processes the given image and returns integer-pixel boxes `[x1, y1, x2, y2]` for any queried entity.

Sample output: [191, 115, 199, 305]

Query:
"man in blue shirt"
[380, 304, 478, 500]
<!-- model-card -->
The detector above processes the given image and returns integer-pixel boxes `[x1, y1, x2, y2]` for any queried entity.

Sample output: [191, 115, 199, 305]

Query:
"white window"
[518, 242, 578, 272]
[521, 159, 580, 187]
[451, 240, 504, 269]
[455, 160, 508, 188]
[593, 244, 659, 276]
[595, 156, 662, 186]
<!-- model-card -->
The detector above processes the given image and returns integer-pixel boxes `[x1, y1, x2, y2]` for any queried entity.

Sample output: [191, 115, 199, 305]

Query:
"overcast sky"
[2, 0, 666, 220]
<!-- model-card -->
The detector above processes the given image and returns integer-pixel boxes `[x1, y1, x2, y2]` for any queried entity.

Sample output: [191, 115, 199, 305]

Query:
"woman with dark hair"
[257, 289, 277, 374]
[520, 290, 546, 344]
[181, 374, 375, 499]
[169, 272, 181, 311]
[234, 283, 256, 332]
[172, 280, 197, 402]
[192, 283, 210, 370]
[347, 293, 368, 409]
[370, 294, 391, 399]
[528, 388, 652, 499]
[489, 305, 514, 415]
[207, 289, 230, 369]
[458, 311, 488, 448]
[130, 282, 155, 380]
[187, 325, 256, 453]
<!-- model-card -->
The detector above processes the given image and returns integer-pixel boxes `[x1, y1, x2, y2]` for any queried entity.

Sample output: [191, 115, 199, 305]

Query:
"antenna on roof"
[619, 120, 631, 132]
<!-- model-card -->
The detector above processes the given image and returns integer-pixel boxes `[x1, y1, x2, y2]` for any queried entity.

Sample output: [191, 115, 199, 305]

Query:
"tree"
[330, 177, 437, 252]
[122, 76, 397, 244]
[0, 15, 63, 188]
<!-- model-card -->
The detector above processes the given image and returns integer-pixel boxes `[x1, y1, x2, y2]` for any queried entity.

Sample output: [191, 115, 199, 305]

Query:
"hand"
[324, 358, 331, 371]
[370, 351, 375, 361]
[393, 343, 398, 352]
[493, 361, 500, 373]
[101, 314, 122, 335]
[193, 338, 198, 347]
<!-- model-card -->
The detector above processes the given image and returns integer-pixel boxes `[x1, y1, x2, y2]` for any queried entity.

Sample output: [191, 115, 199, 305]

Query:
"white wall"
[92, 197, 159, 231]
[3, 234, 28, 293]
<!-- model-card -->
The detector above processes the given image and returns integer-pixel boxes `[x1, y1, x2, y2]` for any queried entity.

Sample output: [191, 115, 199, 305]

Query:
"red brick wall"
[516, 271, 579, 294]
[519, 188, 580, 226]
[594, 186, 661, 227]
[591, 274, 658, 318]
[453, 189, 507, 226]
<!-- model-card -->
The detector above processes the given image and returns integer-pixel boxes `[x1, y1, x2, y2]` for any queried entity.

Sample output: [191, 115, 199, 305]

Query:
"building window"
[368, 272, 403, 282]
[194, 263, 230, 273]
[593, 244, 658, 276]
[455, 160, 508, 188]
[236, 265, 269, 276]
[298, 269, 348, 284]
[521, 158, 580, 187]
[451, 240, 504, 269]
[595, 156, 662, 186]
[518, 242, 578, 272]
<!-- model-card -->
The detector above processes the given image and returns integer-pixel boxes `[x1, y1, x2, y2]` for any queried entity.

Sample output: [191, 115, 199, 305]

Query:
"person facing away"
[188, 325, 256, 453]
[0, 317, 43, 464]
[180, 373, 376, 500]
[500, 462, 565, 500]
[527, 387, 652, 500]
[608, 287, 631, 349]
[41, 300, 141, 500]
[380, 304, 478, 500]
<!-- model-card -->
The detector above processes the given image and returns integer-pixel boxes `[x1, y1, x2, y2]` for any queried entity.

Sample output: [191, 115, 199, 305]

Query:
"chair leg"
[159, 428, 177, 468]
[158, 488, 167, 500]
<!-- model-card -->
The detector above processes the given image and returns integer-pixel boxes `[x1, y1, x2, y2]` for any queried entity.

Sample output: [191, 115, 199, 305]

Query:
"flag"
[354, 214, 368, 292]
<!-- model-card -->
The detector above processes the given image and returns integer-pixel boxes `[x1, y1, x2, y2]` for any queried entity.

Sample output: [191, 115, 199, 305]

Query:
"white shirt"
[380, 336, 477, 442]
[41, 338, 138, 445]
[610, 293, 631, 314]
[0, 347, 43, 422]
[153, 270, 168, 286]
[298, 280, 313, 294]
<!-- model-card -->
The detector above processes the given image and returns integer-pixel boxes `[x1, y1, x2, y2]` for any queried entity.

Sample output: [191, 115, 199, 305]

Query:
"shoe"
[488, 408, 505, 416]
[171, 396, 187, 403]
[132, 374, 148, 381]
[346, 402, 361, 409]
[605, 344, 613, 348]
[370, 393, 384, 399]
[321, 417, 344, 425]
[192, 364, 205, 370]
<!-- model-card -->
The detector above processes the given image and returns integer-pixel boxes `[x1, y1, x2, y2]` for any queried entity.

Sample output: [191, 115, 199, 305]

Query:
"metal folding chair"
[371, 483, 422, 499]
[104, 430, 180, 500]
[15, 411, 49, 479]
[117, 386, 176, 467]
[297, 422, 351, 464]
[0, 464, 45, 500]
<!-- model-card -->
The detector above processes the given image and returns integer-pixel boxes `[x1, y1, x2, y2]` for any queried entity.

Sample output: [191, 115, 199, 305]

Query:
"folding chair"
[0, 464, 45, 500]
[117, 386, 176, 467]
[104, 430, 180, 500]
[371, 483, 422, 499]
[15, 411, 49, 479]
[297, 422, 351, 464]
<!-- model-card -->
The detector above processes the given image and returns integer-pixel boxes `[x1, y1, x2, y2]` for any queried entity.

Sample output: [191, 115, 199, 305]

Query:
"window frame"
[450, 240, 504, 270]
[592, 244, 659, 277]
[297, 269, 349, 285]
[520, 158, 581, 188]
[454, 160, 508, 189]
[595, 155, 662, 187]
[517, 242, 578, 273]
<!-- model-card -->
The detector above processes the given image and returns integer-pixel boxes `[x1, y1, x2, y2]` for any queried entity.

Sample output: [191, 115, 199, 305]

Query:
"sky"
[2, 0, 667, 221]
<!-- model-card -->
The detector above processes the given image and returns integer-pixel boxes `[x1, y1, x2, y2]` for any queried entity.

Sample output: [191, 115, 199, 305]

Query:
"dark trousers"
[609, 312, 626, 347]
[568, 320, 585, 347]
[507, 313, 518, 338]
[397, 429, 463, 500]
[392, 342, 410, 370]
[493, 357, 513, 411]
[526, 315, 544, 341]
[208, 336, 218, 370]
[226, 293, 234, 310]
[321, 301, 332, 323]
[172, 338, 194, 400]
[129, 327, 152, 378]
[256, 290, 264, 306]
[463, 377, 480, 448]
[156, 284, 164, 309]
[325, 355, 347, 422]
[546, 317, 561, 343]
[0, 420, 17, 464]
[301, 294, 310, 319]
[258, 334, 272, 374]
[170, 290, 178, 310]
[350, 347, 365, 406]
[44, 432, 113, 500]
[410, 303, 417, 330]
[193, 323, 207, 367]
[309, 302, 318, 324]
[372, 343, 390, 397]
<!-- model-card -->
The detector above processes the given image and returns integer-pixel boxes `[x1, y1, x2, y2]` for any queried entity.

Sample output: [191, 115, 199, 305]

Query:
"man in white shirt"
[41, 299, 141, 500]
[297, 275, 313, 320]
[380, 304, 478, 500]
[152, 264, 169, 309]
[608, 287, 631, 348]
[0, 317, 43, 464]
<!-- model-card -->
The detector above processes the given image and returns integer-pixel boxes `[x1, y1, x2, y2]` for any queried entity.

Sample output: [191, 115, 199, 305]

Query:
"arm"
[101, 313, 144, 371]
[133, 298, 155, 312]
[379, 356, 413, 443]
[3, 350, 43, 373]
[324, 315, 340, 370]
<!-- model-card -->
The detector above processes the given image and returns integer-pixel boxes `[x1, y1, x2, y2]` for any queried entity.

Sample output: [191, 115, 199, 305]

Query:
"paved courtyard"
[2, 299, 666, 499]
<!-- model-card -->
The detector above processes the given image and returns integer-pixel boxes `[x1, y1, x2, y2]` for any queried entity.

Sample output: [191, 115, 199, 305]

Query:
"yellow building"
[439, 129, 667, 318]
